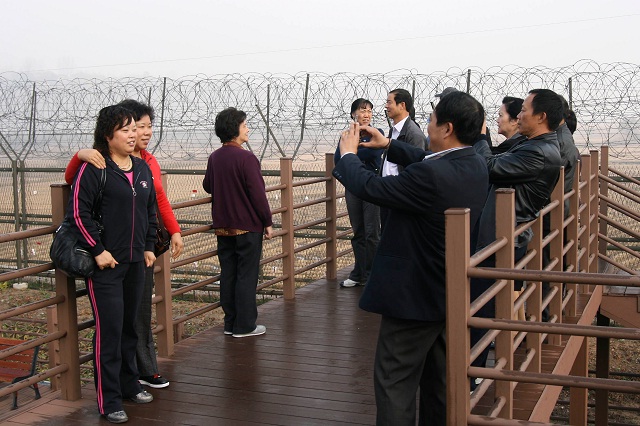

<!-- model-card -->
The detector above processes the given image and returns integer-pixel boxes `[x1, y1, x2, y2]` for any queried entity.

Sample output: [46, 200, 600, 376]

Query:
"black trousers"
[86, 261, 145, 414]
[135, 266, 159, 377]
[345, 190, 380, 283]
[217, 231, 263, 335]
[374, 316, 446, 426]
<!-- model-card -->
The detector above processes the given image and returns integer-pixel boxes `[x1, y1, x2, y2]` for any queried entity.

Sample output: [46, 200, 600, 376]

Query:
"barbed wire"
[1, 60, 639, 162]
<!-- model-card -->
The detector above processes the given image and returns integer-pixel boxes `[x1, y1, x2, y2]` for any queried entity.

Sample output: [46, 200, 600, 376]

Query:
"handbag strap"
[92, 167, 106, 223]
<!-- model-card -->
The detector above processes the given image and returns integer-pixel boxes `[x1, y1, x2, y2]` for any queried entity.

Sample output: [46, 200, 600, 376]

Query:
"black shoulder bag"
[50, 168, 106, 278]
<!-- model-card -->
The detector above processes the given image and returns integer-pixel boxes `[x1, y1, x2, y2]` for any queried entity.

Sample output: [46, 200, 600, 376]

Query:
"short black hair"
[93, 105, 135, 158]
[434, 91, 484, 145]
[528, 89, 564, 131]
[557, 95, 571, 121]
[215, 107, 247, 143]
[565, 110, 577, 134]
[118, 99, 155, 122]
[502, 96, 524, 120]
[389, 88, 414, 114]
[350, 98, 373, 118]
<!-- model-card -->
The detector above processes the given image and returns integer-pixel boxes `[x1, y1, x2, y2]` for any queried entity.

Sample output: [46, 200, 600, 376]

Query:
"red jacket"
[65, 150, 181, 236]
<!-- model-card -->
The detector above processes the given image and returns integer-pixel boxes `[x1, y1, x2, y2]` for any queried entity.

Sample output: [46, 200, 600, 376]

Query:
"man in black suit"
[333, 91, 489, 425]
[381, 88, 427, 177]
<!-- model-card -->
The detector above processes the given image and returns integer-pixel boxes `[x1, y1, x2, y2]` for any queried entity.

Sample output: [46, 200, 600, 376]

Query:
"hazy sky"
[1, 0, 638, 79]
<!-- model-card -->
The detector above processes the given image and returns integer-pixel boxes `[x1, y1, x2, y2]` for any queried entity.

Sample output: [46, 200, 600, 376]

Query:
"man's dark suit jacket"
[333, 142, 488, 322]
[394, 117, 427, 150]
[382, 117, 427, 173]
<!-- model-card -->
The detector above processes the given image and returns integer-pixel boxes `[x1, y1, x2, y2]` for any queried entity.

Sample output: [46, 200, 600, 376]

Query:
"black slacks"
[374, 316, 446, 426]
[217, 231, 263, 335]
[345, 189, 380, 283]
[135, 266, 159, 377]
[86, 261, 145, 414]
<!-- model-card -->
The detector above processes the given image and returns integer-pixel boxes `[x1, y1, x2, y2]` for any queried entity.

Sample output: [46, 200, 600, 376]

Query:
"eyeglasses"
[358, 108, 373, 114]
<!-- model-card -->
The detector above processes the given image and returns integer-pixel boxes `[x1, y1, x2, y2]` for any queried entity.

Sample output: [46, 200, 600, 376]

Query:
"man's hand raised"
[359, 125, 391, 149]
[339, 122, 361, 156]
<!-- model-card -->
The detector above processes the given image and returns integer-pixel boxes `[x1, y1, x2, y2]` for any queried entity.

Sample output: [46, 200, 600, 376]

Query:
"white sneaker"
[340, 278, 360, 288]
[232, 325, 266, 338]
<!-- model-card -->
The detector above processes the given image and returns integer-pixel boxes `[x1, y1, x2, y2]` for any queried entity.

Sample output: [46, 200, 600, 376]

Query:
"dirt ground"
[1, 287, 639, 423]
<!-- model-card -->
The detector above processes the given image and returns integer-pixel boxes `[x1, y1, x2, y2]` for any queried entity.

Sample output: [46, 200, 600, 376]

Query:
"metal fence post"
[292, 74, 310, 160]
[19, 159, 29, 266]
[151, 77, 167, 155]
[12, 159, 22, 269]
[325, 153, 337, 280]
[568, 77, 573, 110]
[280, 158, 295, 299]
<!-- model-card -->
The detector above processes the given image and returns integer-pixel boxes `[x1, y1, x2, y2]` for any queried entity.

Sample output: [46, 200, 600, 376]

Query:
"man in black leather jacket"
[470, 89, 564, 385]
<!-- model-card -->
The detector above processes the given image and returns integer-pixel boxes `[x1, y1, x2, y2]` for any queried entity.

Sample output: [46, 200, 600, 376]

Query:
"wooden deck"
[1, 268, 381, 425]
[0, 270, 612, 424]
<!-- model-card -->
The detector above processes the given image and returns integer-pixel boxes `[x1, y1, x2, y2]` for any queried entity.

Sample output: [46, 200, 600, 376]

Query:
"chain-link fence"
[1, 60, 639, 272]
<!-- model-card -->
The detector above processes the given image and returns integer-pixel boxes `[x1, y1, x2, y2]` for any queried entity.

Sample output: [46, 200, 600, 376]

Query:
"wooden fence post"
[549, 168, 565, 346]
[565, 158, 581, 317]
[569, 338, 589, 425]
[50, 183, 81, 401]
[494, 188, 516, 418]
[588, 151, 600, 279]
[325, 153, 337, 280]
[598, 146, 609, 262]
[445, 208, 471, 425]
[155, 172, 174, 357]
[46, 306, 60, 390]
[280, 158, 295, 299]
[527, 192, 543, 371]
[578, 154, 591, 294]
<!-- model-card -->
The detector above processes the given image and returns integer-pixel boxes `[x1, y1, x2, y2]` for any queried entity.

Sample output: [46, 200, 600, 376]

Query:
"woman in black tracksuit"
[66, 105, 157, 423]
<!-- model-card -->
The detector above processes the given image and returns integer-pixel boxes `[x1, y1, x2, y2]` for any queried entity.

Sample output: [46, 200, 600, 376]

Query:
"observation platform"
[1, 268, 603, 425]
[2, 268, 381, 425]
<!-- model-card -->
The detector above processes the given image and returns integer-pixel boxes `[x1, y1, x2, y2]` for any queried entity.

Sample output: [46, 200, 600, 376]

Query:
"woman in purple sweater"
[203, 107, 273, 338]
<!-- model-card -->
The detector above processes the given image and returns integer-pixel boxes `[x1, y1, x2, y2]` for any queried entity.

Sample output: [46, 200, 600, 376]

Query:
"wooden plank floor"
[1, 273, 609, 424]
[2, 268, 381, 425]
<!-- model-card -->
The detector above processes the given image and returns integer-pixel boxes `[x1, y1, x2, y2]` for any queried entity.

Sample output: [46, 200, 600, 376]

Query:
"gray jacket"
[382, 117, 427, 173]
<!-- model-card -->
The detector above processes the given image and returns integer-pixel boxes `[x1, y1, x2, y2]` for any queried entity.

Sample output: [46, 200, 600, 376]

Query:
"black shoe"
[105, 410, 128, 423]
[139, 374, 170, 389]
[128, 390, 153, 403]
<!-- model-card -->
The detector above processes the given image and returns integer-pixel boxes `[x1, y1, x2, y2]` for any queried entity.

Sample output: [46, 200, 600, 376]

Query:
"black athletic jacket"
[66, 156, 157, 263]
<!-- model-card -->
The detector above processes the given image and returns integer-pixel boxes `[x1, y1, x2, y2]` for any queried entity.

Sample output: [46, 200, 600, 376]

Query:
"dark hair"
[389, 88, 414, 114]
[528, 89, 564, 131]
[215, 107, 247, 143]
[434, 91, 484, 145]
[565, 110, 577, 134]
[93, 105, 135, 157]
[117, 99, 155, 122]
[502, 96, 524, 120]
[557, 95, 571, 120]
[350, 98, 373, 118]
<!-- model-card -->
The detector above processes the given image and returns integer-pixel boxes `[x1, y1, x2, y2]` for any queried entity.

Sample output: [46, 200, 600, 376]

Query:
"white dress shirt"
[381, 116, 408, 177]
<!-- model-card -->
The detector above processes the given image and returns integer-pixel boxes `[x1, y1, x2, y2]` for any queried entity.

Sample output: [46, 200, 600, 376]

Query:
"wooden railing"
[445, 148, 640, 425]
[0, 153, 351, 404]
[1, 147, 638, 423]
